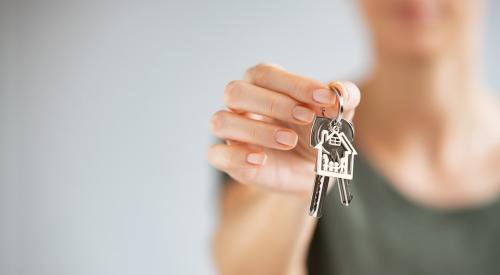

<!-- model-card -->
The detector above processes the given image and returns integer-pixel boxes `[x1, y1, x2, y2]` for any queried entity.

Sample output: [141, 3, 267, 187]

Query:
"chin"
[382, 33, 446, 61]
[403, 41, 443, 61]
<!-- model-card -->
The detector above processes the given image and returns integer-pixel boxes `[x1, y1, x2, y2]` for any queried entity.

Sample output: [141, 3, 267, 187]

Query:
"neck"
[359, 48, 487, 135]
[354, 44, 500, 177]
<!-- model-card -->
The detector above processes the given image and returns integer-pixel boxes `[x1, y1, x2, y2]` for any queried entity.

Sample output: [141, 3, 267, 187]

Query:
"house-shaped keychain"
[314, 128, 357, 180]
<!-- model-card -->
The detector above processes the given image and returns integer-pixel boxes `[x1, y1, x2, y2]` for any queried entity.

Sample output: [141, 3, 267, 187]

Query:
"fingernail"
[247, 153, 267, 165]
[292, 106, 314, 123]
[313, 89, 335, 105]
[275, 130, 298, 147]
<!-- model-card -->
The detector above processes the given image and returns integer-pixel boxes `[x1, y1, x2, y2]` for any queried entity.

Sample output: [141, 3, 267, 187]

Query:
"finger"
[210, 110, 298, 150]
[243, 63, 336, 107]
[207, 143, 265, 184]
[322, 81, 361, 121]
[208, 143, 266, 169]
[224, 80, 315, 125]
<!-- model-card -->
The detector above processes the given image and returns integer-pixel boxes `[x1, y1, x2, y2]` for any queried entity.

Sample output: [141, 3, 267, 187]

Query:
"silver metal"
[329, 85, 344, 124]
[337, 178, 353, 206]
[320, 85, 344, 126]
[308, 84, 358, 217]
[310, 118, 354, 152]
[311, 118, 357, 180]
[309, 175, 331, 217]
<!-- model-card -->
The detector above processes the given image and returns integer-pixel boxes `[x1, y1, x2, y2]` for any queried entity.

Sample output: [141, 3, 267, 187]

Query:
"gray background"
[0, 0, 498, 274]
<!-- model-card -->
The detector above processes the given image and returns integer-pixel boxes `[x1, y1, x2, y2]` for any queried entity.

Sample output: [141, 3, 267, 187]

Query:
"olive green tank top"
[307, 154, 500, 275]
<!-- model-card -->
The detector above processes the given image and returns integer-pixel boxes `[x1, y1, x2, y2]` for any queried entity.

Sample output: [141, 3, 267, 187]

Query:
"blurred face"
[358, 0, 483, 59]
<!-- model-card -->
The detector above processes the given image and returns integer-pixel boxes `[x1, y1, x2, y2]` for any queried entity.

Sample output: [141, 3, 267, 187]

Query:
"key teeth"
[341, 195, 353, 206]
[309, 176, 329, 218]
[309, 209, 323, 218]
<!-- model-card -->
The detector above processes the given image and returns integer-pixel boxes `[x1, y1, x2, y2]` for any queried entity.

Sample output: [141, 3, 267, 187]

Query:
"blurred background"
[0, 0, 498, 274]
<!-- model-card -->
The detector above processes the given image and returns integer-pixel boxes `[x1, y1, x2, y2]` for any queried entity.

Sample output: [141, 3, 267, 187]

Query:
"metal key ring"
[321, 83, 344, 130]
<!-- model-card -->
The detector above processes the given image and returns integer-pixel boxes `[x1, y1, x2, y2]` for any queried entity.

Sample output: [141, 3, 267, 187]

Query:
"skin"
[208, 0, 500, 274]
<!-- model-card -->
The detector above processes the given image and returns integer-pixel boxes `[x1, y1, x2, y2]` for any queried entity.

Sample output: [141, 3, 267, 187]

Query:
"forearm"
[213, 182, 317, 275]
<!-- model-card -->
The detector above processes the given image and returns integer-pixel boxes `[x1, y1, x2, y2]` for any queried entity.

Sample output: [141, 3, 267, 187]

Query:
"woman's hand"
[208, 63, 360, 195]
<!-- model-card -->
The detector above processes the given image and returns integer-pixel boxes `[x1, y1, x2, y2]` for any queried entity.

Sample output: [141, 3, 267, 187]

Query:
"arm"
[213, 182, 317, 275]
[208, 64, 361, 275]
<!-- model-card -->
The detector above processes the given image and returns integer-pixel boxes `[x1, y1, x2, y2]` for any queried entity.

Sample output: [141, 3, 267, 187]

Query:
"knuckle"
[223, 80, 242, 106]
[289, 77, 306, 98]
[207, 144, 232, 171]
[210, 110, 227, 133]
[243, 66, 257, 81]
[207, 144, 221, 166]
[245, 63, 272, 85]
[265, 95, 279, 118]
[248, 123, 259, 141]
[218, 154, 232, 171]
[223, 152, 241, 174]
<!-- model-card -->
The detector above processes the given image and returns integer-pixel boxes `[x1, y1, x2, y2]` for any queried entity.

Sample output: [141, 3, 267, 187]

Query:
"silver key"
[309, 116, 357, 217]
[309, 175, 331, 217]
[337, 178, 353, 206]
